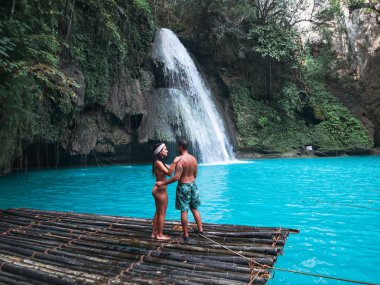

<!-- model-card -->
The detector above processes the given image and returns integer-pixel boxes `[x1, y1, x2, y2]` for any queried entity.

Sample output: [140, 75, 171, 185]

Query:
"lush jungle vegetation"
[0, 0, 374, 173]
[149, 0, 373, 153]
[0, 0, 153, 172]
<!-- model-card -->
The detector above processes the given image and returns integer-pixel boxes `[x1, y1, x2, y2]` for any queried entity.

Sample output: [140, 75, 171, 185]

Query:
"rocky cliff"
[1, 0, 378, 174]
[0, 0, 157, 173]
[296, 2, 380, 148]
[148, 0, 376, 156]
[343, 8, 380, 146]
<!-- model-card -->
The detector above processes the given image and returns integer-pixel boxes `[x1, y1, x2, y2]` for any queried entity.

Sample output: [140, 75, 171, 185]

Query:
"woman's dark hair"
[152, 142, 168, 175]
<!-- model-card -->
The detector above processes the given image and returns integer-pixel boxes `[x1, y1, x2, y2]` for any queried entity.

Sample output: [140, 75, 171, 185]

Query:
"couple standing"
[151, 139, 203, 241]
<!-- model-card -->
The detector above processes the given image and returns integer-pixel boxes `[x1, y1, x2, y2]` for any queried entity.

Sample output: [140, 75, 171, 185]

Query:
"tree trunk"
[10, 0, 16, 19]
[55, 142, 59, 169]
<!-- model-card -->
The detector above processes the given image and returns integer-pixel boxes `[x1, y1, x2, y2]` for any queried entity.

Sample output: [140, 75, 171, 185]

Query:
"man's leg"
[190, 208, 203, 233]
[181, 210, 189, 238]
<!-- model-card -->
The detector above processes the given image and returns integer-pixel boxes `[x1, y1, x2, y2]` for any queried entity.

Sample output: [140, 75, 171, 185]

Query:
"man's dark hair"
[177, 138, 189, 150]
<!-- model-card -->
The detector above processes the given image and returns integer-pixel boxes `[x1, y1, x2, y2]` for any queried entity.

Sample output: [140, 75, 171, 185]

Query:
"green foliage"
[346, 0, 364, 6]
[148, 0, 372, 154]
[230, 82, 310, 152]
[315, 0, 343, 25]
[0, 1, 72, 171]
[313, 104, 370, 150]
[0, 0, 154, 172]
[0, 34, 16, 69]
[299, 45, 336, 82]
[230, 84, 258, 137]
[248, 24, 298, 61]
[67, 0, 153, 104]
[134, 0, 151, 14]
[304, 79, 371, 150]
[154, 130, 172, 142]
[277, 83, 303, 118]
[257, 116, 269, 128]
[345, 0, 380, 14]
[296, 44, 371, 150]
[150, 0, 299, 61]
[229, 42, 372, 153]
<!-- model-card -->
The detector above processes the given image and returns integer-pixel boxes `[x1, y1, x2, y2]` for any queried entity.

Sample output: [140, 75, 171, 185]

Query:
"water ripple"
[0, 156, 379, 284]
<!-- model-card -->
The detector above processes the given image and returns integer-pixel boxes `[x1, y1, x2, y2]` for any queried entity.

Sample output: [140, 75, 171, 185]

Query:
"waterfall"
[151, 28, 234, 163]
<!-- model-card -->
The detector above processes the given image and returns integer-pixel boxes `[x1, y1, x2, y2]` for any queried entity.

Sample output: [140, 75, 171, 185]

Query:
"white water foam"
[152, 28, 235, 163]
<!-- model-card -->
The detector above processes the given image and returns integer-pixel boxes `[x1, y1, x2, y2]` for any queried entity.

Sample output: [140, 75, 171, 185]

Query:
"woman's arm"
[155, 156, 181, 176]
[155, 161, 170, 175]
[156, 162, 183, 187]
[167, 156, 182, 176]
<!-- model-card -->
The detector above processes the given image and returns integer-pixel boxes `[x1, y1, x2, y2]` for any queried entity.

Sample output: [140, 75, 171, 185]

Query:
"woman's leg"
[161, 190, 168, 235]
[153, 188, 170, 240]
[151, 186, 158, 238]
[151, 212, 158, 238]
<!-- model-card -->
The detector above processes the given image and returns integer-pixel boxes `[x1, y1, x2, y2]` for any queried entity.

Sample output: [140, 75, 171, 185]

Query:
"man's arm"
[194, 162, 198, 179]
[156, 162, 183, 187]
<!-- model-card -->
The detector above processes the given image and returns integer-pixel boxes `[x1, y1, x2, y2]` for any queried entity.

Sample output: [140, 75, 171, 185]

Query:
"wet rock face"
[344, 10, 380, 146]
[106, 70, 150, 121]
[362, 48, 380, 146]
[58, 66, 154, 160]
[137, 88, 187, 144]
[303, 6, 380, 147]
[62, 110, 133, 156]
[343, 10, 380, 78]
[61, 64, 85, 108]
[287, 2, 380, 147]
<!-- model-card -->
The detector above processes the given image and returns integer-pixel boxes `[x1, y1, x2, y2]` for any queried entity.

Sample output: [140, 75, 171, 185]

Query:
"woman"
[151, 143, 181, 240]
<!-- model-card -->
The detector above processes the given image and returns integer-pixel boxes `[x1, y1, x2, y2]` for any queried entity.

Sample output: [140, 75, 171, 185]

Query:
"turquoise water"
[0, 156, 379, 284]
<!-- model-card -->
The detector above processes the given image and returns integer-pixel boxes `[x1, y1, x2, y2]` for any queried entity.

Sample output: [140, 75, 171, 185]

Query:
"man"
[155, 139, 203, 241]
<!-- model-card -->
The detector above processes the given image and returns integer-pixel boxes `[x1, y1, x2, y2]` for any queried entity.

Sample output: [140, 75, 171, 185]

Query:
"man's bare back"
[177, 153, 198, 184]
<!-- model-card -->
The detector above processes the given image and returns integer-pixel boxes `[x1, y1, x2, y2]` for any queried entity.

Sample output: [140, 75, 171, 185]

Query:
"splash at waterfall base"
[0, 208, 297, 284]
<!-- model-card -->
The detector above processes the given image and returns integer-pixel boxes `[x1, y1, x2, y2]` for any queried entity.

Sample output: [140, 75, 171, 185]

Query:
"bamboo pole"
[0, 209, 294, 285]
[6, 209, 299, 233]
[0, 261, 82, 285]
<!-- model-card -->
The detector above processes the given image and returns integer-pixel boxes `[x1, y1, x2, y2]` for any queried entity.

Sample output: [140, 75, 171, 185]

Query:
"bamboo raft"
[0, 208, 298, 284]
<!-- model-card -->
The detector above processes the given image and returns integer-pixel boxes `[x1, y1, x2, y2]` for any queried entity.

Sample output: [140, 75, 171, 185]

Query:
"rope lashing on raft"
[104, 232, 184, 285]
[0, 215, 123, 272]
[248, 268, 261, 285]
[32, 218, 121, 257]
[271, 227, 282, 247]
[0, 211, 72, 236]
[172, 223, 198, 232]
[105, 223, 197, 284]
[172, 224, 184, 231]
[199, 233, 377, 285]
